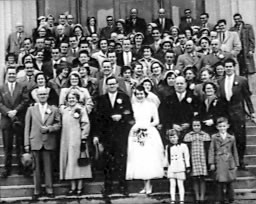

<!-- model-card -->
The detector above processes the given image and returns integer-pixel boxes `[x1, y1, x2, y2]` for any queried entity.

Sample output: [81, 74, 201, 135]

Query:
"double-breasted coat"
[208, 133, 239, 182]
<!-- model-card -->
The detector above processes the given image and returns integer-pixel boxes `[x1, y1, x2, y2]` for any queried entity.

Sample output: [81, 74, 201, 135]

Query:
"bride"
[126, 85, 164, 195]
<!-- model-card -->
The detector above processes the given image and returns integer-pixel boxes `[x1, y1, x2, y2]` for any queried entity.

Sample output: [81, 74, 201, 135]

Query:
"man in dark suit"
[0, 67, 29, 177]
[93, 76, 134, 199]
[173, 32, 187, 59]
[24, 87, 61, 199]
[153, 8, 174, 33]
[100, 16, 116, 39]
[199, 12, 215, 31]
[218, 58, 255, 170]
[125, 8, 147, 35]
[179, 9, 199, 32]
[97, 60, 127, 96]
[200, 39, 233, 68]
[159, 76, 199, 140]
[116, 39, 137, 67]
[230, 13, 256, 77]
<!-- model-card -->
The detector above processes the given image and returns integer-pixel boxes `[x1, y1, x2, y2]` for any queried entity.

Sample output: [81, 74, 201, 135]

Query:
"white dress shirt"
[108, 92, 117, 108]
[225, 74, 234, 101]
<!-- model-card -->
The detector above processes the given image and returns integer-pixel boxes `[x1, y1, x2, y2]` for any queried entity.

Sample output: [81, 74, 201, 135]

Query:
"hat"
[148, 22, 158, 28]
[134, 32, 145, 39]
[21, 153, 34, 169]
[38, 16, 46, 21]
[16, 22, 23, 27]
[116, 19, 125, 24]
[198, 36, 211, 45]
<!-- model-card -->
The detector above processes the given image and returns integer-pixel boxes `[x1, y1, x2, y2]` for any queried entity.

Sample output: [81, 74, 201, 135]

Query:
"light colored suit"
[6, 31, 29, 55]
[176, 52, 204, 72]
[24, 104, 61, 195]
[219, 31, 242, 57]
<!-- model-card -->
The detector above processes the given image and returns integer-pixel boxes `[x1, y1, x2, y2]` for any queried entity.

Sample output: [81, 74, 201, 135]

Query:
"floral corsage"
[73, 108, 81, 119]
[186, 97, 192, 103]
[116, 98, 122, 104]
[45, 108, 52, 114]
[133, 128, 148, 146]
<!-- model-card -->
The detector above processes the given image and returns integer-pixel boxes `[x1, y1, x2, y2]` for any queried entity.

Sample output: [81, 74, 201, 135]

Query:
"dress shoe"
[146, 185, 152, 195]
[66, 189, 76, 196]
[139, 188, 146, 194]
[238, 165, 247, 171]
[32, 194, 40, 200]
[76, 189, 83, 196]
[1, 170, 10, 178]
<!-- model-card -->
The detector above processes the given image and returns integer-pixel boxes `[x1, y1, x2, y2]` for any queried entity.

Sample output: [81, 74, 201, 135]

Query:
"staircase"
[0, 122, 256, 203]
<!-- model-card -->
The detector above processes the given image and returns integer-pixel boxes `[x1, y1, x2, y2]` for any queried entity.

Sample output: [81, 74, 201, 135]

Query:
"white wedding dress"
[126, 100, 164, 180]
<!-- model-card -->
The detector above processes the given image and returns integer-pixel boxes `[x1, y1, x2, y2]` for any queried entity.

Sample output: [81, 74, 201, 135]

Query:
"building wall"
[205, 0, 256, 93]
[0, 0, 37, 85]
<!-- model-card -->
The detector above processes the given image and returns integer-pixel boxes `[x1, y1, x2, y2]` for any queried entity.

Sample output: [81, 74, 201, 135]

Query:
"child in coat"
[208, 117, 239, 204]
[165, 129, 190, 204]
[184, 118, 211, 204]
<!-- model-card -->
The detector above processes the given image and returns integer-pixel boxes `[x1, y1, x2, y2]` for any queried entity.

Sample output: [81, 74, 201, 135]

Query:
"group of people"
[1, 6, 256, 204]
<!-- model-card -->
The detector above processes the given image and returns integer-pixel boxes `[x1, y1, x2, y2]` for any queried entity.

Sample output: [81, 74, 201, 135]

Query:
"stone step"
[247, 135, 256, 144]
[246, 145, 256, 155]
[0, 154, 19, 164]
[1, 177, 256, 199]
[246, 126, 256, 135]
[244, 155, 256, 165]
[2, 189, 256, 203]
[247, 165, 256, 175]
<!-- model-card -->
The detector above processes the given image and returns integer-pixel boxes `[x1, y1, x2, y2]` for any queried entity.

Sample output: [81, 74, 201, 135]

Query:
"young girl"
[184, 118, 211, 204]
[209, 117, 239, 204]
[165, 129, 190, 204]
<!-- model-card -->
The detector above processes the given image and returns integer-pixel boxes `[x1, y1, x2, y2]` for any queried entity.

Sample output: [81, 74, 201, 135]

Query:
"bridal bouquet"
[133, 128, 148, 146]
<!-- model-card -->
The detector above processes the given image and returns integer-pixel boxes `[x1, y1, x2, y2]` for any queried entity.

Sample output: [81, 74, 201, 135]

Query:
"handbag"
[77, 144, 91, 167]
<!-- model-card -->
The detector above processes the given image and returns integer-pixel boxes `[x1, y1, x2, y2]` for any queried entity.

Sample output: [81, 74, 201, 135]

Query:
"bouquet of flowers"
[133, 128, 148, 146]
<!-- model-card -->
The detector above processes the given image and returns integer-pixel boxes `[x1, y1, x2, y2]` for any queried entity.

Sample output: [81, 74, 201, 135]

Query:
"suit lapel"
[43, 105, 52, 124]
[35, 104, 43, 124]
[3, 84, 13, 105]
[223, 31, 230, 44]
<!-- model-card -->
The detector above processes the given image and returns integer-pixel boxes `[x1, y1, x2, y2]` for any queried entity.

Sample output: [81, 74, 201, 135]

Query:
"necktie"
[73, 49, 76, 56]
[10, 83, 14, 96]
[17, 33, 22, 43]
[161, 18, 165, 30]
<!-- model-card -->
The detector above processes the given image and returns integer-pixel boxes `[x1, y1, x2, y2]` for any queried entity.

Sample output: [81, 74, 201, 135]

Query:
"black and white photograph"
[0, 0, 256, 204]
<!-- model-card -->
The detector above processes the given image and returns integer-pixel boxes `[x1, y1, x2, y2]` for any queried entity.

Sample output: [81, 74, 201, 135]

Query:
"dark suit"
[199, 96, 227, 134]
[125, 17, 147, 35]
[159, 91, 199, 138]
[100, 26, 116, 39]
[218, 75, 254, 163]
[179, 17, 199, 32]
[97, 76, 128, 96]
[24, 104, 61, 195]
[95, 92, 133, 193]
[0, 83, 29, 172]
[34, 61, 54, 80]
[153, 18, 174, 33]
[116, 51, 138, 67]
[230, 22, 256, 75]
[200, 51, 233, 68]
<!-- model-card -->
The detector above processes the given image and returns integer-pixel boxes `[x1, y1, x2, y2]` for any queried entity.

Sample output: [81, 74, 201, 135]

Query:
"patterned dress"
[184, 131, 211, 176]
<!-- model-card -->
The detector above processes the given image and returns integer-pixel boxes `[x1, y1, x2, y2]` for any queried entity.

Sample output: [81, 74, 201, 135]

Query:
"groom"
[93, 76, 134, 199]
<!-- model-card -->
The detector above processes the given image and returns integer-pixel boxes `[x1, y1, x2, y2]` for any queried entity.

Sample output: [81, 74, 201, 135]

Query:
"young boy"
[208, 117, 239, 204]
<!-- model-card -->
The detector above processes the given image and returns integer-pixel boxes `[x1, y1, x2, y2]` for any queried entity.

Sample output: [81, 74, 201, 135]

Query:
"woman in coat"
[199, 81, 227, 135]
[59, 90, 92, 195]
